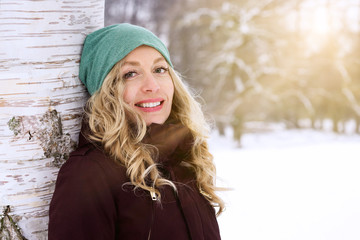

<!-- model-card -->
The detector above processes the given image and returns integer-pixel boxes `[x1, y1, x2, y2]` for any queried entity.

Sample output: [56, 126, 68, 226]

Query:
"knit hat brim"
[79, 24, 173, 95]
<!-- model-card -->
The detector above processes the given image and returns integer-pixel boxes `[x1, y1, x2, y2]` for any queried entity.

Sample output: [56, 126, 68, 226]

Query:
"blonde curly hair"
[85, 60, 224, 215]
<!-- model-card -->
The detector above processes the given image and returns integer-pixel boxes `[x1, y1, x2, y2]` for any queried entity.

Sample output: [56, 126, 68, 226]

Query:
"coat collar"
[78, 121, 194, 166]
[143, 123, 193, 166]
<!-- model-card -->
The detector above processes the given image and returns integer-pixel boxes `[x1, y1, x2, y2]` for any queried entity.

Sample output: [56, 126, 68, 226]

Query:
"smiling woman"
[48, 23, 224, 240]
[120, 46, 174, 125]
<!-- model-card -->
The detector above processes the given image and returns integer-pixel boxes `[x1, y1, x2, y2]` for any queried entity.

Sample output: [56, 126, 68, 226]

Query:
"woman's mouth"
[135, 101, 162, 108]
[135, 99, 164, 112]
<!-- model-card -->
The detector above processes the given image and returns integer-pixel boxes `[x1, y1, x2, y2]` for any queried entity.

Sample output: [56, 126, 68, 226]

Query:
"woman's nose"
[141, 73, 160, 92]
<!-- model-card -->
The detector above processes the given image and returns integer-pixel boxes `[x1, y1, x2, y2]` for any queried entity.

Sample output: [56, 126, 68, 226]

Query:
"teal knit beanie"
[79, 23, 173, 95]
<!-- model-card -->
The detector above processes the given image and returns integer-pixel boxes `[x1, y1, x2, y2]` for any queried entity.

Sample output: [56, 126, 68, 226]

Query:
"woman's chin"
[144, 117, 168, 126]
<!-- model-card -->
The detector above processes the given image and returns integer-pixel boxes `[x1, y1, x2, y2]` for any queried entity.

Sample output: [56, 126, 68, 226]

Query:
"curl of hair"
[85, 61, 224, 215]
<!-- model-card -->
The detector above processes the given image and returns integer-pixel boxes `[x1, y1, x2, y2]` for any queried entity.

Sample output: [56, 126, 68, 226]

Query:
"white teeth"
[137, 102, 161, 108]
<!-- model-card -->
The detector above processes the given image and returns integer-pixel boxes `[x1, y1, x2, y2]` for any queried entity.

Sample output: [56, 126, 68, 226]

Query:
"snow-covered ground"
[210, 126, 360, 240]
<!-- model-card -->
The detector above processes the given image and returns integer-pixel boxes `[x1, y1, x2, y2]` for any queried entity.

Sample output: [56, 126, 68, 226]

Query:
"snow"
[210, 127, 360, 240]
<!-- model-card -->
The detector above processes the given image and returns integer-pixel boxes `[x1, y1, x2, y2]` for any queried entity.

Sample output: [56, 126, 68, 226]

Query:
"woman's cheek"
[122, 85, 135, 105]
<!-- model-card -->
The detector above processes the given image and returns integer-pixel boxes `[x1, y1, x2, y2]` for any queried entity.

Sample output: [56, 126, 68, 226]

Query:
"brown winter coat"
[48, 123, 221, 240]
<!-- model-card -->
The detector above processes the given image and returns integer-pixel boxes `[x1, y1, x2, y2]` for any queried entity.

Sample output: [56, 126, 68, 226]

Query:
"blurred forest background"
[105, 0, 360, 144]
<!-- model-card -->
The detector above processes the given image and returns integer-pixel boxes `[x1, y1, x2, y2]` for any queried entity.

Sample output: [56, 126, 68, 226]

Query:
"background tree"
[166, 0, 360, 142]
[0, 1, 104, 239]
[106, 0, 360, 144]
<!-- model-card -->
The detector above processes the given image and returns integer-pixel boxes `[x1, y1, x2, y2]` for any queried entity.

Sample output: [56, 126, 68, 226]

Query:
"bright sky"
[283, 0, 359, 54]
[298, 0, 359, 33]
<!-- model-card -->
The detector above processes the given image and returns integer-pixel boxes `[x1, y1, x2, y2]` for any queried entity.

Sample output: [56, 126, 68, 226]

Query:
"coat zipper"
[147, 190, 157, 240]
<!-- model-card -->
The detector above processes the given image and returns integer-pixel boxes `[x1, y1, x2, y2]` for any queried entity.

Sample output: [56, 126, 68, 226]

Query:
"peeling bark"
[0, 1, 104, 239]
[0, 206, 27, 240]
[8, 109, 77, 167]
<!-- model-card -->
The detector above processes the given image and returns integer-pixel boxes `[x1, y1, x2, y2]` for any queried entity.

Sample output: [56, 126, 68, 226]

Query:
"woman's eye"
[154, 67, 168, 74]
[123, 71, 137, 79]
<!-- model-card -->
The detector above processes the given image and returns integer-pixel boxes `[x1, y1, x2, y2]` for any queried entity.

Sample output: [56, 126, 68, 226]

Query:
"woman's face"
[120, 46, 174, 126]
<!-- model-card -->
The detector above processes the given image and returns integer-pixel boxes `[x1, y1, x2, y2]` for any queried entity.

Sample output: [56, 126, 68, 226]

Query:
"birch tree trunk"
[0, 1, 104, 239]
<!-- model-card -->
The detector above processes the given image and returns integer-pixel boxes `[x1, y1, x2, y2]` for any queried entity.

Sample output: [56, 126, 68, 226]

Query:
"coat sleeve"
[48, 153, 117, 240]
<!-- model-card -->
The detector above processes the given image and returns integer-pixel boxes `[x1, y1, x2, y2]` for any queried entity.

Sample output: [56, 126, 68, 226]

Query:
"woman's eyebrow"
[122, 61, 140, 67]
[122, 57, 166, 67]
[154, 57, 166, 64]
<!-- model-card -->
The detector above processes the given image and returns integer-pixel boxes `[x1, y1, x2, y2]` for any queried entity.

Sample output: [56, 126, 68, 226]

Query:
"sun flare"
[312, 8, 331, 34]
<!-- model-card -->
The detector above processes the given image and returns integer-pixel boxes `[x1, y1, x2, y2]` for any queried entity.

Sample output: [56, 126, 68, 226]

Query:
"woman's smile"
[134, 98, 165, 112]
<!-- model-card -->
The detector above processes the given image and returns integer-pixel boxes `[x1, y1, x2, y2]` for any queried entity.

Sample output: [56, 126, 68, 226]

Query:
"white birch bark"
[0, 1, 104, 239]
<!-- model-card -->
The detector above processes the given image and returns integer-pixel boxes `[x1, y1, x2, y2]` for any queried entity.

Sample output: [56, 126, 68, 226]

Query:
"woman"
[49, 23, 224, 240]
